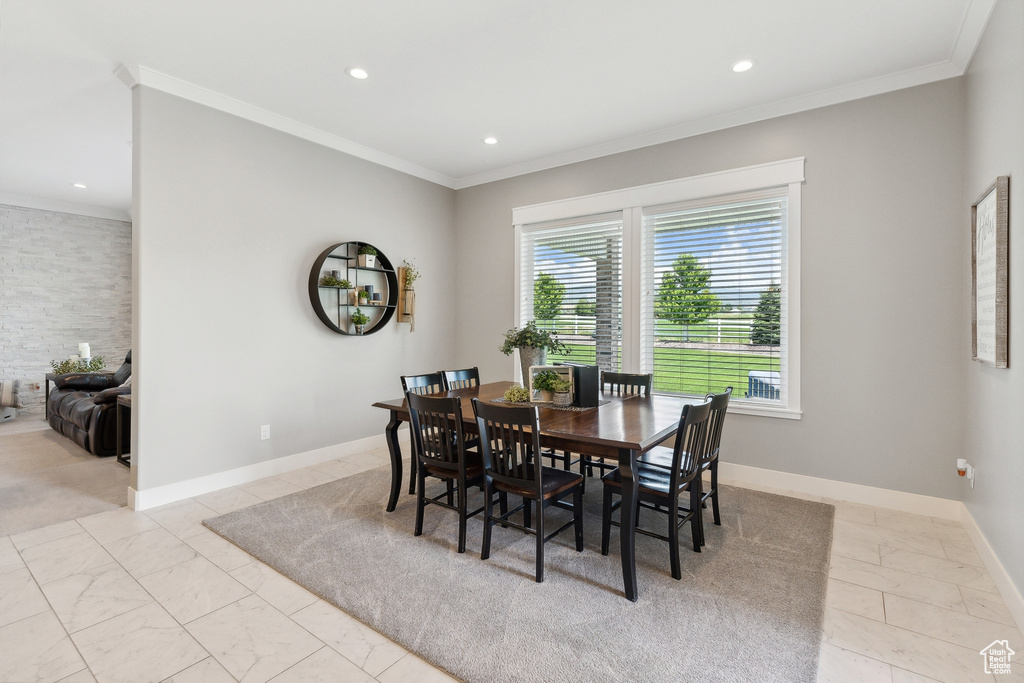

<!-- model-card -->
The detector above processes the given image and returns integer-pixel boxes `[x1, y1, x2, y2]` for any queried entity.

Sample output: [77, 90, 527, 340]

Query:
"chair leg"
[534, 498, 545, 583]
[601, 486, 613, 556]
[481, 484, 494, 561]
[499, 491, 508, 528]
[457, 480, 468, 554]
[445, 480, 454, 507]
[573, 486, 584, 551]
[711, 460, 721, 526]
[524, 498, 532, 530]
[668, 497, 681, 580]
[414, 469, 426, 537]
[690, 484, 702, 553]
[408, 432, 417, 495]
[693, 478, 706, 548]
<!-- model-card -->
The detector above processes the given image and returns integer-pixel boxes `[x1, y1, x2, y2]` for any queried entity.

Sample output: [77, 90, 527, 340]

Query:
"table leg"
[618, 447, 639, 602]
[384, 410, 403, 512]
[45, 378, 51, 420]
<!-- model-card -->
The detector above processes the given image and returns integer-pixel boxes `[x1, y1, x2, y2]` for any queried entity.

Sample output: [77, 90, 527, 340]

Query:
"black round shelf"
[308, 242, 398, 335]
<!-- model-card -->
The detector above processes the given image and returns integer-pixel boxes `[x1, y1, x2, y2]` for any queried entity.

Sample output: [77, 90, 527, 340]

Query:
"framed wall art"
[971, 176, 1009, 368]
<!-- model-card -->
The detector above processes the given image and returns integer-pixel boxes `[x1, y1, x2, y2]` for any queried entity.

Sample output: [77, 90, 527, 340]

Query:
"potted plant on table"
[351, 308, 370, 335]
[500, 320, 567, 384]
[551, 377, 573, 406]
[531, 369, 561, 403]
[358, 245, 378, 268]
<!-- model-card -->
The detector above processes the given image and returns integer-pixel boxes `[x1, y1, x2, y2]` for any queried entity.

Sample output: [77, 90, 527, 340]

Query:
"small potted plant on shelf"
[358, 245, 378, 268]
[531, 369, 561, 403]
[551, 377, 573, 407]
[351, 308, 370, 335]
[318, 274, 352, 289]
[357, 289, 369, 305]
[500, 320, 567, 383]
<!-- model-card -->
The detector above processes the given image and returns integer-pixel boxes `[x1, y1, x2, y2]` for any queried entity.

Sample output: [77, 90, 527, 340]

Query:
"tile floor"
[0, 447, 1020, 683]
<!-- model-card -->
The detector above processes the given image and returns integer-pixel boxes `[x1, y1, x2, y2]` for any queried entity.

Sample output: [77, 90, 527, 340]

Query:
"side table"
[116, 394, 131, 467]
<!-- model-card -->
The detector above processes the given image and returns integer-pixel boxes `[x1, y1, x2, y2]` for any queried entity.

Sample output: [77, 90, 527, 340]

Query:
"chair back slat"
[472, 399, 542, 496]
[407, 392, 465, 474]
[401, 372, 445, 396]
[441, 367, 480, 391]
[601, 371, 653, 397]
[702, 386, 732, 465]
[667, 400, 712, 488]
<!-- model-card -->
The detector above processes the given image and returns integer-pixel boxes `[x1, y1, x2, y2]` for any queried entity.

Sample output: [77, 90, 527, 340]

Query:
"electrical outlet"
[260, 425, 270, 440]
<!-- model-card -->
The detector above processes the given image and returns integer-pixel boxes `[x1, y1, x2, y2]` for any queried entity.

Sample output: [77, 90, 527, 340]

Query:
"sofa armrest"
[93, 386, 131, 404]
[53, 373, 116, 391]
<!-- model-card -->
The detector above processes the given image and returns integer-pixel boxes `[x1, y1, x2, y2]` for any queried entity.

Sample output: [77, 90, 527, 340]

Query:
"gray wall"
[963, 1, 1024, 592]
[0, 204, 131, 414]
[133, 88, 456, 490]
[453, 79, 966, 500]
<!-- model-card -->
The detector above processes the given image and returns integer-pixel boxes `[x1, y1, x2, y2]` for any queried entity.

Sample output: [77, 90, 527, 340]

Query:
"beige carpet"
[206, 466, 834, 683]
[0, 421, 129, 536]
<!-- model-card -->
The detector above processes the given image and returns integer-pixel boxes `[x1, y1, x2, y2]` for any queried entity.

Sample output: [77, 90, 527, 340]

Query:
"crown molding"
[115, 65, 458, 189]
[0, 193, 131, 222]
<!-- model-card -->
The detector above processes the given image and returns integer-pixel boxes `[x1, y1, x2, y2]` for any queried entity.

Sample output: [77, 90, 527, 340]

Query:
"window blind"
[520, 214, 623, 372]
[641, 195, 787, 401]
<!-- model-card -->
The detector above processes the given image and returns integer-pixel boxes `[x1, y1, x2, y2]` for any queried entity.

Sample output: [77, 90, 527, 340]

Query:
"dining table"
[372, 380, 688, 602]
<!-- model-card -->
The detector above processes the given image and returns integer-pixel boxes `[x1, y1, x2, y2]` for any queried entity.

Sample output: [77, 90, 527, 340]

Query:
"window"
[518, 214, 623, 370]
[514, 158, 803, 418]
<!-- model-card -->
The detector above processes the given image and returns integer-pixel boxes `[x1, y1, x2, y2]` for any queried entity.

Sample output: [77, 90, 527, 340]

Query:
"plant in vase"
[531, 369, 561, 402]
[351, 308, 370, 334]
[357, 289, 369, 305]
[358, 244, 378, 268]
[551, 377, 573, 406]
[500, 320, 567, 383]
[50, 357, 105, 374]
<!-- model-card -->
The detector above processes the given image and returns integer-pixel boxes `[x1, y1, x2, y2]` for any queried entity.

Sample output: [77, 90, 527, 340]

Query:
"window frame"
[513, 157, 804, 419]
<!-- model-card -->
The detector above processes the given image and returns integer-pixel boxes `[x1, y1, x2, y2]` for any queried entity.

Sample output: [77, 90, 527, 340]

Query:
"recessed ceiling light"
[483, 137, 498, 145]
[347, 67, 368, 80]
[72, 183, 87, 189]
[732, 59, 754, 73]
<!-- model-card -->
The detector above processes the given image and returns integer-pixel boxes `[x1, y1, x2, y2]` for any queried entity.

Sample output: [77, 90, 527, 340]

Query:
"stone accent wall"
[0, 204, 132, 415]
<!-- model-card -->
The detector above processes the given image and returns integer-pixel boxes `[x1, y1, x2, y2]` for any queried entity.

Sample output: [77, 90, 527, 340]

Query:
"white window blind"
[519, 214, 623, 371]
[642, 193, 787, 403]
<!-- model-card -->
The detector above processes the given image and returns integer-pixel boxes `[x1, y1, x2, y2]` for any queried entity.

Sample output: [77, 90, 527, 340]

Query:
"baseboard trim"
[718, 461, 1023, 633]
[129, 433, 390, 511]
[959, 506, 1024, 634]
[718, 462, 962, 519]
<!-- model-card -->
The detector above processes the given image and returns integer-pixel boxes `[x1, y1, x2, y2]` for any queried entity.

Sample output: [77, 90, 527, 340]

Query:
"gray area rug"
[206, 466, 833, 683]
[0, 424, 129, 536]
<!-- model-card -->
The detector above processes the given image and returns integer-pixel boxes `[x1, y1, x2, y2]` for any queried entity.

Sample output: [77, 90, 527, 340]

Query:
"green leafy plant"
[51, 357, 105, 374]
[358, 289, 369, 301]
[351, 309, 370, 326]
[319, 275, 352, 288]
[531, 370, 561, 392]
[502, 384, 530, 403]
[401, 259, 420, 289]
[551, 377, 573, 393]
[358, 245, 378, 256]
[499, 321, 567, 356]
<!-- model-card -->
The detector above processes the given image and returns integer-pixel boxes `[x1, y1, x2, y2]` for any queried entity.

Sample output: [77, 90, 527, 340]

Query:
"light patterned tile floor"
[0, 449, 1019, 683]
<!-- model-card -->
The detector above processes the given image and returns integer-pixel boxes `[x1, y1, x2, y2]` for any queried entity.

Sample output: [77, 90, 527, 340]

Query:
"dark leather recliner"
[48, 351, 131, 457]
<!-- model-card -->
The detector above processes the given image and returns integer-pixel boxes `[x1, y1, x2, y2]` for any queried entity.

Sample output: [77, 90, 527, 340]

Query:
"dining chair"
[471, 398, 584, 582]
[639, 386, 731, 545]
[576, 372, 654, 484]
[401, 372, 447, 494]
[601, 398, 711, 580]
[407, 392, 489, 553]
[441, 367, 480, 391]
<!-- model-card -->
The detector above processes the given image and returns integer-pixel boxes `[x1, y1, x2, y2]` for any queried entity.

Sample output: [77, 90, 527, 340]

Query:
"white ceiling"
[0, 0, 994, 219]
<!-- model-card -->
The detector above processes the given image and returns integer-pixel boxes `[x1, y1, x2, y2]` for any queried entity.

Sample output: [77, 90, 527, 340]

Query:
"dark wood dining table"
[372, 380, 688, 602]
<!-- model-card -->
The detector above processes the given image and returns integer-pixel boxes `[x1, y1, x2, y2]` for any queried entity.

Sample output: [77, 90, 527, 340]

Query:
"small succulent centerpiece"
[351, 308, 370, 334]
[51, 357, 105, 374]
[531, 369, 561, 402]
[500, 320, 567, 383]
[357, 244, 378, 268]
[551, 377, 573, 406]
[502, 384, 530, 404]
